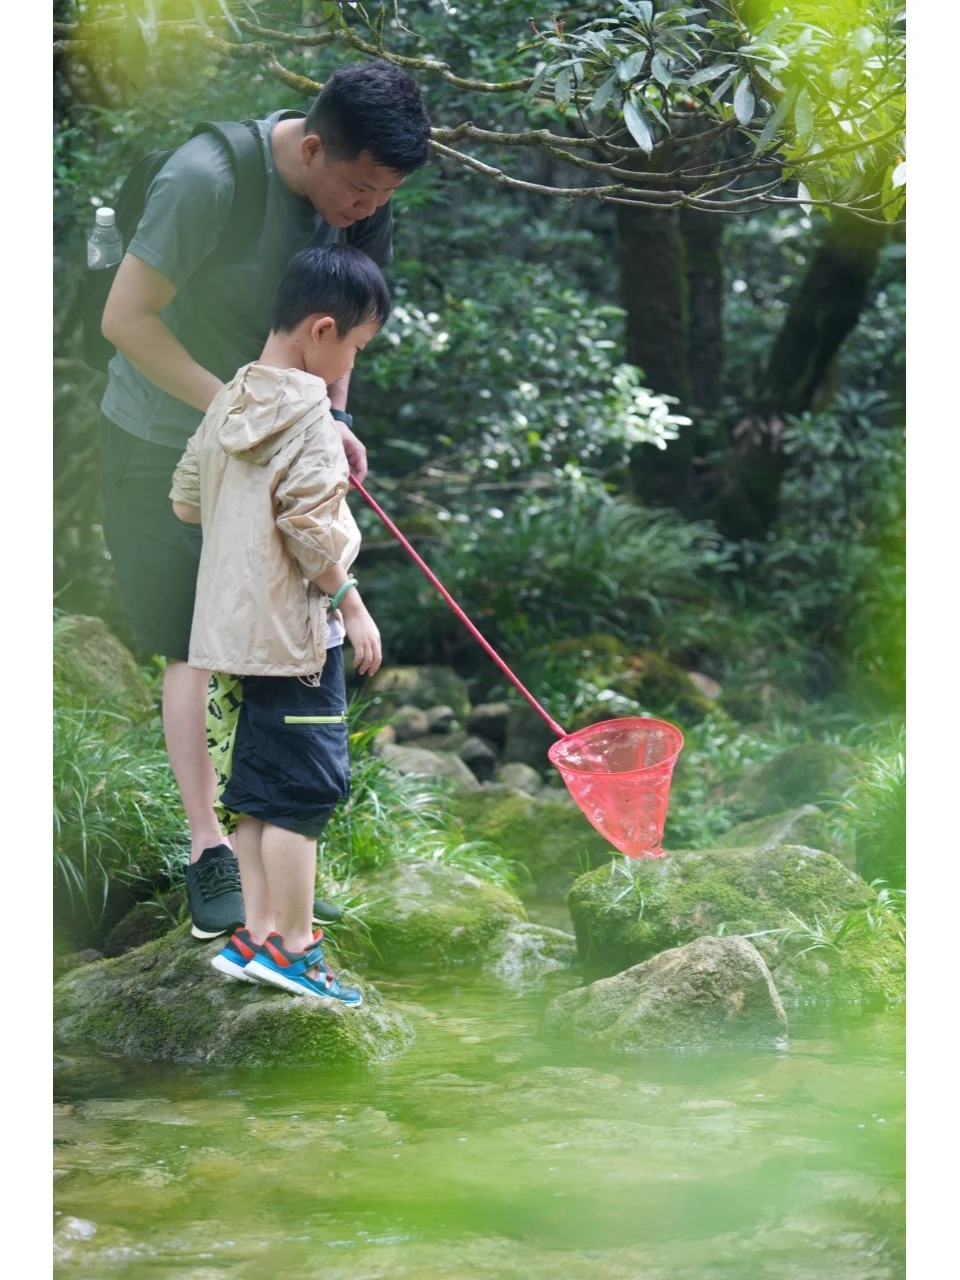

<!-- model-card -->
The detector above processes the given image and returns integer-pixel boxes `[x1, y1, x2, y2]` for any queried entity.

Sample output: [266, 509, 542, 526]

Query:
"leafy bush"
[835, 727, 906, 889]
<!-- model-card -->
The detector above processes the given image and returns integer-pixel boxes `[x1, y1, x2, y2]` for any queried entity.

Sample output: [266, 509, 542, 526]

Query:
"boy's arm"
[274, 449, 358, 580]
[169, 429, 203, 522]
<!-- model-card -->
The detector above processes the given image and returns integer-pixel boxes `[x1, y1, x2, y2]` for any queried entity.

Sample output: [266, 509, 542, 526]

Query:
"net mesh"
[547, 717, 684, 859]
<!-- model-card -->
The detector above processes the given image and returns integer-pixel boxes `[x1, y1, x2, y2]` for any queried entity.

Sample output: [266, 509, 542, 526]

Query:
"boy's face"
[303, 315, 381, 386]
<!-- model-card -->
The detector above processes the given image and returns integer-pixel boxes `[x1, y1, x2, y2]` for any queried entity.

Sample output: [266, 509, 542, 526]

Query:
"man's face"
[300, 138, 405, 226]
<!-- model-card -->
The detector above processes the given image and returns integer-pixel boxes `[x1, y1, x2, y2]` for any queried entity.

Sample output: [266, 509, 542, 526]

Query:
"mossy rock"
[736, 743, 856, 817]
[453, 789, 615, 900]
[53, 926, 413, 1067]
[548, 634, 633, 663]
[714, 806, 837, 856]
[102, 888, 187, 958]
[608, 651, 716, 723]
[338, 859, 526, 971]
[546, 936, 787, 1051]
[54, 613, 153, 722]
[366, 666, 471, 720]
[567, 844, 900, 1004]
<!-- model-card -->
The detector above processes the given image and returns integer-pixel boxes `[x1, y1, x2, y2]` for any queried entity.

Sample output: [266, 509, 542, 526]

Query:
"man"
[98, 60, 431, 937]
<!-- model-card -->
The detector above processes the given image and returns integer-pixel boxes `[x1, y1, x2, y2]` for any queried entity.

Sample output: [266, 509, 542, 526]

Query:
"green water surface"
[54, 963, 905, 1279]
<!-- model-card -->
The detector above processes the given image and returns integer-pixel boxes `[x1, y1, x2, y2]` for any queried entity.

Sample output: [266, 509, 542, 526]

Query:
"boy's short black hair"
[270, 245, 391, 337]
[304, 59, 431, 174]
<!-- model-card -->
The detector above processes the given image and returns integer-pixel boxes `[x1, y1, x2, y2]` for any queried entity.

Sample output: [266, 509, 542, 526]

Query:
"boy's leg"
[260, 824, 317, 955]
[234, 816, 273, 942]
[163, 660, 224, 860]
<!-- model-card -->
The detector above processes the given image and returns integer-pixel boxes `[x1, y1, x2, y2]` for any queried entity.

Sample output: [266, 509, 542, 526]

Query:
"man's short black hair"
[304, 59, 431, 174]
[269, 245, 391, 337]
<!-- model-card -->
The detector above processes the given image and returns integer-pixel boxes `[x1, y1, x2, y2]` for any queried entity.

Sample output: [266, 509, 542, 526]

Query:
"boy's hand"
[336, 421, 368, 483]
[339, 593, 381, 676]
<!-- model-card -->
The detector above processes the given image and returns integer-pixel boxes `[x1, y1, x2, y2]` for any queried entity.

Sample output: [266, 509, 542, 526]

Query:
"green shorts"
[206, 672, 244, 835]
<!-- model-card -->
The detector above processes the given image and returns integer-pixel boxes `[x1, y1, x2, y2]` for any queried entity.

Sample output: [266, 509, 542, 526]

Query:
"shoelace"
[195, 856, 242, 901]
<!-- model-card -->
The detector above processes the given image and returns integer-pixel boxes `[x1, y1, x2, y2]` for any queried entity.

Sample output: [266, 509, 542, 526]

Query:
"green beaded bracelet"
[329, 578, 358, 611]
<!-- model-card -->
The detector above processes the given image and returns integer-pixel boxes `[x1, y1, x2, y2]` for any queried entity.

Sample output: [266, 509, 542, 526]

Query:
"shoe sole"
[245, 959, 363, 1007]
[210, 954, 256, 983]
[192, 923, 231, 940]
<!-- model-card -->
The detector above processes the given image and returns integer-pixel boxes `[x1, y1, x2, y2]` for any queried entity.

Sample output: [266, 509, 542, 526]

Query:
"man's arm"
[102, 255, 223, 415]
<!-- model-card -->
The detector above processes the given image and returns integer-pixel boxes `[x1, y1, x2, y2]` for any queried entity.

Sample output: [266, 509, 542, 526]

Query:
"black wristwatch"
[331, 409, 353, 429]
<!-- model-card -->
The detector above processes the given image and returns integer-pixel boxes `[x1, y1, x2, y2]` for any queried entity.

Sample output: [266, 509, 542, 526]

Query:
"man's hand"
[336, 420, 368, 483]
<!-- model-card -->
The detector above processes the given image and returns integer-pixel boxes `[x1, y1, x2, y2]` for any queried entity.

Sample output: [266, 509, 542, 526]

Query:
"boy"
[170, 245, 386, 1004]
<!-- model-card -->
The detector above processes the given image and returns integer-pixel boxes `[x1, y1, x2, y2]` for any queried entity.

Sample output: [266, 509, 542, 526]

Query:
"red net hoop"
[548, 717, 684, 859]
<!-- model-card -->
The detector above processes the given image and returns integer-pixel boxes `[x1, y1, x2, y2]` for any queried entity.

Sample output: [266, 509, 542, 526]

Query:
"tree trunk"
[707, 206, 889, 540]
[617, 205, 695, 507]
[679, 206, 725, 413]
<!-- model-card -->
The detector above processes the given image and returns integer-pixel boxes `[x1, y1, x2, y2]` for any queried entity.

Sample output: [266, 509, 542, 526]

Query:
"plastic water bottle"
[87, 207, 123, 270]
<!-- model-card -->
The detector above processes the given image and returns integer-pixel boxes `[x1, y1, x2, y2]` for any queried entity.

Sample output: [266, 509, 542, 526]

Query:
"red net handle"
[349, 476, 568, 739]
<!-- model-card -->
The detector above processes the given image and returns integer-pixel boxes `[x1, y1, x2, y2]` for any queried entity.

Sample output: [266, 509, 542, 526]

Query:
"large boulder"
[567, 843, 902, 1004]
[379, 743, 480, 791]
[714, 805, 838, 856]
[54, 613, 153, 722]
[547, 935, 787, 1051]
[735, 743, 856, 817]
[453, 789, 615, 900]
[488, 922, 578, 985]
[367, 665, 471, 720]
[338, 859, 526, 971]
[459, 734, 500, 782]
[53, 926, 413, 1067]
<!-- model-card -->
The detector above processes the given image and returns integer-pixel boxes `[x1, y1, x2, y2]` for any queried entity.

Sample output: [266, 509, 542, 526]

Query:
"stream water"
[54, 943, 904, 1278]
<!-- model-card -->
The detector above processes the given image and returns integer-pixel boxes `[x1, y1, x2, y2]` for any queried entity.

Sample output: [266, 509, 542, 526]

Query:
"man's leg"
[163, 659, 224, 862]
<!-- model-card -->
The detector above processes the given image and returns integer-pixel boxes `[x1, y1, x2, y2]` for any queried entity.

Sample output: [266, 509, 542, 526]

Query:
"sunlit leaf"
[650, 52, 672, 87]
[733, 76, 755, 126]
[794, 88, 814, 139]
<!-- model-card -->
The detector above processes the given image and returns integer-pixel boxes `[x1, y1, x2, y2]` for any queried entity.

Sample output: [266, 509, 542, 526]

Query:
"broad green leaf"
[796, 181, 812, 214]
[733, 77, 755, 126]
[623, 0, 654, 23]
[685, 62, 737, 87]
[891, 160, 906, 188]
[650, 52, 672, 87]
[756, 86, 797, 152]
[618, 50, 648, 82]
[756, 13, 792, 44]
[623, 98, 654, 154]
[525, 62, 550, 100]
[830, 66, 852, 90]
[589, 73, 619, 115]
[794, 88, 814, 139]
[555, 67, 572, 109]
[709, 70, 737, 106]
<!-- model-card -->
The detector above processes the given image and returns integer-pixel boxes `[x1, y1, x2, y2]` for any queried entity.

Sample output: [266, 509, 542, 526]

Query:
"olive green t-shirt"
[101, 110, 393, 450]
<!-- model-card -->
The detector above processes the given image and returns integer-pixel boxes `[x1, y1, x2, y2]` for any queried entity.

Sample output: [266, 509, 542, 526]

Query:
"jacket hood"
[218, 364, 331, 464]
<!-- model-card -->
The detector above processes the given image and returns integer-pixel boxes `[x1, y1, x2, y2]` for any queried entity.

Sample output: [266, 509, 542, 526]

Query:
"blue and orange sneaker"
[210, 928, 262, 984]
[245, 929, 363, 1007]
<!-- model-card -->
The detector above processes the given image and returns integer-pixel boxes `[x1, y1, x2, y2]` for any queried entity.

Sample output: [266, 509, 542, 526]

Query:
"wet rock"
[489, 922, 578, 985]
[714, 805, 837, 856]
[495, 763, 542, 795]
[567, 843, 902, 1004]
[339, 859, 526, 971]
[53, 926, 413, 1067]
[735, 743, 856, 817]
[459, 734, 500, 782]
[103, 888, 186, 957]
[503, 704, 558, 770]
[379, 743, 481, 791]
[54, 613, 153, 722]
[546, 936, 787, 1051]
[391, 705, 430, 742]
[466, 702, 511, 750]
[367, 665, 471, 719]
[454, 789, 613, 900]
[425, 705, 459, 734]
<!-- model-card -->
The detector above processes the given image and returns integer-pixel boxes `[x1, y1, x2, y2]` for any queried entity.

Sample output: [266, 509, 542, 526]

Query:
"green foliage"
[833, 727, 906, 889]
[53, 700, 188, 923]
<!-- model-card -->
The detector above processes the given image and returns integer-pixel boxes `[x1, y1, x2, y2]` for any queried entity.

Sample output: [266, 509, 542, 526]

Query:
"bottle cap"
[95, 207, 116, 227]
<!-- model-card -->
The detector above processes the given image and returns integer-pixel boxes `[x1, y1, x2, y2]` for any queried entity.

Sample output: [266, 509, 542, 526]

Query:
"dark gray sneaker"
[185, 845, 245, 939]
[313, 897, 343, 926]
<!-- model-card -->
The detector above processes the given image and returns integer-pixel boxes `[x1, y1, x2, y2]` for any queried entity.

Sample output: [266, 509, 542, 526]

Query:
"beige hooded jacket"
[170, 363, 361, 677]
